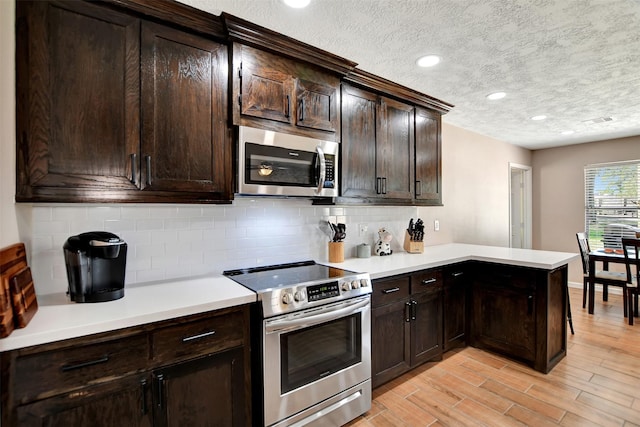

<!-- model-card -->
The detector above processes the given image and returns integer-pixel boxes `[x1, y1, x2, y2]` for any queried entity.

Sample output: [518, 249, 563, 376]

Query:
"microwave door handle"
[315, 146, 326, 195]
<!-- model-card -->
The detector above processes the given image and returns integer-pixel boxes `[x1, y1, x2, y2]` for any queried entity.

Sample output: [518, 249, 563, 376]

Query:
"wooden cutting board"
[9, 266, 38, 328]
[0, 243, 38, 337]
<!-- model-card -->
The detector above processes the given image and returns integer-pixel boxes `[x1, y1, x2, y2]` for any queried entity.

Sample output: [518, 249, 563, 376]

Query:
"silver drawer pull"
[382, 287, 400, 294]
[452, 272, 464, 277]
[182, 330, 216, 342]
[422, 278, 437, 285]
[61, 355, 109, 372]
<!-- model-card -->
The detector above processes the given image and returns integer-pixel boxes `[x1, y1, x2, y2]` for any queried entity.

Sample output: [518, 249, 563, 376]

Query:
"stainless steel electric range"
[224, 261, 372, 427]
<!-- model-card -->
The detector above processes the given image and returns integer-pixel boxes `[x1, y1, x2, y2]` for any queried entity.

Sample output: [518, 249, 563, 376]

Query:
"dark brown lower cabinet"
[1, 306, 251, 426]
[370, 261, 568, 388]
[152, 348, 246, 427]
[16, 374, 151, 427]
[371, 270, 442, 388]
[443, 264, 468, 351]
[469, 262, 567, 373]
[371, 296, 411, 387]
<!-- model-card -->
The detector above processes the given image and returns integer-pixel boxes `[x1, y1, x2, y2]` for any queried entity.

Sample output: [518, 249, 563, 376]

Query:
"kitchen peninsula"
[327, 243, 578, 382]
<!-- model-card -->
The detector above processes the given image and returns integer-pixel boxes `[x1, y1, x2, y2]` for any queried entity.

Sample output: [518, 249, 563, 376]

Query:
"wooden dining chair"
[621, 238, 640, 325]
[576, 232, 628, 314]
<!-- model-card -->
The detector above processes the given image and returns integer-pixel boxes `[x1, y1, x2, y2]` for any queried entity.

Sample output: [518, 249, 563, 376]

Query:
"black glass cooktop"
[223, 260, 356, 293]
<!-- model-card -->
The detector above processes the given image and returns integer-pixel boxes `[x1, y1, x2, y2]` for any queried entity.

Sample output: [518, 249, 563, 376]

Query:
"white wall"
[2, 0, 533, 296]
[532, 136, 640, 283]
[431, 124, 532, 247]
[0, 0, 19, 247]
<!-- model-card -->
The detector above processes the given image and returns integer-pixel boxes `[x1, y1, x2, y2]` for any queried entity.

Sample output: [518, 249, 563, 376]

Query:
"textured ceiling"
[181, 0, 640, 150]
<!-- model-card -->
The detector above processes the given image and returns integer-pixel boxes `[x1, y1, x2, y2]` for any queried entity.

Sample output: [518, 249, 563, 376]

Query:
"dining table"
[587, 248, 637, 314]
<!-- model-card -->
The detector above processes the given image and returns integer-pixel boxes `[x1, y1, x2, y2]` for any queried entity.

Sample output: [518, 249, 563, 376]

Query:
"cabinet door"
[443, 266, 468, 351]
[16, 1, 140, 201]
[415, 107, 442, 204]
[296, 79, 338, 132]
[16, 374, 151, 427]
[153, 349, 247, 427]
[471, 281, 536, 362]
[371, 300, 411, 388]
[377, 97, 415, 199]
[410, 287, 442, 366]
[239, 50, 294, 124]
[340, 84, 379, 198]
[140, 22, 230, 196]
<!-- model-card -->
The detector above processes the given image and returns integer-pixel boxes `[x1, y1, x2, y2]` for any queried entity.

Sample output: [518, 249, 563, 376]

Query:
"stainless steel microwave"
[236, 126, 339, 198]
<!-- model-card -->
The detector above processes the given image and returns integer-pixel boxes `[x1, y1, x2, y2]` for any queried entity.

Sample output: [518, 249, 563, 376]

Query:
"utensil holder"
[403, 231, 424, 254]
[328, 242, 344, 263]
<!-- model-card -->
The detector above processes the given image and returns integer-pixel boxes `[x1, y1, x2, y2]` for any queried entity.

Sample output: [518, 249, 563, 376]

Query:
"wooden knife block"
[403, 231, 424, 254]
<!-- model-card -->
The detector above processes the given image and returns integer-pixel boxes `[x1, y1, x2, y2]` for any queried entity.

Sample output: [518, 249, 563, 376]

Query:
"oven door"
[263, 295, 371, 426]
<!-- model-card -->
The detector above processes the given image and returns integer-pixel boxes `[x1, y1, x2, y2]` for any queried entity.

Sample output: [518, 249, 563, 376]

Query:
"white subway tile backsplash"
[26, 201, 419, 295]
[135, 219, 164, 231]
[34, 220, 69, 235]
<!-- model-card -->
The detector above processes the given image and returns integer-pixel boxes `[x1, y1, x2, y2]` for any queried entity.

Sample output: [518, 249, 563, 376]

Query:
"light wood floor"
[345, 287, 640, 427]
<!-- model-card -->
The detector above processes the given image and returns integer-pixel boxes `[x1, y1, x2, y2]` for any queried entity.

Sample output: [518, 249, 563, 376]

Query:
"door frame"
[509, 163, 532, 249]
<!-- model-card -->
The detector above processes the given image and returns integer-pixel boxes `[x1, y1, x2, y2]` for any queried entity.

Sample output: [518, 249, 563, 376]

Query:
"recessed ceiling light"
[283, 0, 310, 8]
[486, 92, 506, 100]
[530, 115, 547, 121]
[416, 55, 441, 68]
[561, 130, 575, 135]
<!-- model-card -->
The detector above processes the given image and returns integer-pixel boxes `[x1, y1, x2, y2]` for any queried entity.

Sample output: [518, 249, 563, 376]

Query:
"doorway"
[509, 163, 532, 249]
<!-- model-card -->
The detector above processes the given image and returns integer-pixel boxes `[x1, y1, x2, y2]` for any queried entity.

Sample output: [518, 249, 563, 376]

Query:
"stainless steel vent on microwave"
[236, 126, 339, 198]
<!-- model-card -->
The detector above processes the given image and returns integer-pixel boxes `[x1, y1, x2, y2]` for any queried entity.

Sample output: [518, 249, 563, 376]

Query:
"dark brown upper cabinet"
[337, 70, 451, 206]
[232, 43, 341, 141]
[415, 107, 443, 205]
[224, 13, 356, 142]
[341, 84, 415, 200]
[140, 22, 230, 198]
[16, 1, 141, 201]
[16, 0, 232, 203]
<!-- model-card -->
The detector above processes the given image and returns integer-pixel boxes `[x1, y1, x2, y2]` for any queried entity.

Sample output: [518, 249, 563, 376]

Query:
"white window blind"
[584, 160, 640, 249]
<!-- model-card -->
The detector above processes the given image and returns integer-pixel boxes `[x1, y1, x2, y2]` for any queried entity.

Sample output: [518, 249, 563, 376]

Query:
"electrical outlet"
[434, 220, 440, 231]
[359, 224, 368, 236]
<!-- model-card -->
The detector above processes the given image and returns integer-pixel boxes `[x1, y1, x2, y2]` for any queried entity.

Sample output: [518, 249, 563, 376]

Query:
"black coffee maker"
[63, 231, 127, 303]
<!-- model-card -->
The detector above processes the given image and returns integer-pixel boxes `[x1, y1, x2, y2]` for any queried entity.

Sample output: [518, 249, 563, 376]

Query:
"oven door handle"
[265, 297, 370, 333]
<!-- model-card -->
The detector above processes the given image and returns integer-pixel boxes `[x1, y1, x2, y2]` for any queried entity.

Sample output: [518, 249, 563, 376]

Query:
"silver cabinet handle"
[285, 95, 291, 118]
[156, 374, 164, 409]
[182, 330, 216, 342]
[145, 155, 152, 186]
[130, 153, 138, 185]
[452, 272, 464, 277]
[299, 98, 305, 121]
[61, 355, 109, 372]
[422, 278, 437, 285]
[382, 287, 400, 294]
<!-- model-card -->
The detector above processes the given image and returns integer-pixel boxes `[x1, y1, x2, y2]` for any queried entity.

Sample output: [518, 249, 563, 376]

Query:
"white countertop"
[323, 243, 579, 279]
[1, 243, 578, 352]
[0, 275, 256, 352]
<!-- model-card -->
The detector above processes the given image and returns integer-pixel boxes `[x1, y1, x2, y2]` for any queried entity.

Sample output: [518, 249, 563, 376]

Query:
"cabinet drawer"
[372, 276, 410, 307]
[152, 309, 245, 363]
[474, 263, 537, 291]
[14, 334, 148, 403]
[411, 269, 442, 295]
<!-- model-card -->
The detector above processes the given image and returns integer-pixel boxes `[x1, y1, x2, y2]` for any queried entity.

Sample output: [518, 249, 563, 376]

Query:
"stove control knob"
[282, 292, 294, 305]
[294, 290, 306, 302]
[341, 281, 352, 291]
[360, 279, 369, 287]
[351, 280, 360, 289]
